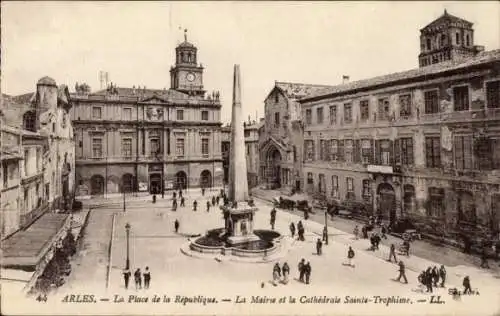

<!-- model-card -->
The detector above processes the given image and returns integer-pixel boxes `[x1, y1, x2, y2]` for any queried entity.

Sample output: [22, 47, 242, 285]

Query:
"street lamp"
[324, 210, 329, 245]
[125, 223, 131, 270]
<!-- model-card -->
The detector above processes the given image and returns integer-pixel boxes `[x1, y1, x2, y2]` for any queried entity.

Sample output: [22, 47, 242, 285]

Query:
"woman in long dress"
[272, 263, 281, 285]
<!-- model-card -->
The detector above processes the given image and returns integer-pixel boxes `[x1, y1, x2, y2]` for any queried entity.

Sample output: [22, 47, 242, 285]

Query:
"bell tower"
[418, 10, 484, 67]
[170, 29, 205, 97]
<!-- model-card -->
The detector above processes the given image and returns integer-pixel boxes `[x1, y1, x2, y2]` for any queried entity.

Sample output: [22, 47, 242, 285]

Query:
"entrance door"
[377, 183, 396, 224]
[90, 175, 105, 195]
[149, 174, 162, 194]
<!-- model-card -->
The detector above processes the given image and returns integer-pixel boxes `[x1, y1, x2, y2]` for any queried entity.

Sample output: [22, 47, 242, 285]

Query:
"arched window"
[23, 111, 36, 132]
[426, 38, 431, 51]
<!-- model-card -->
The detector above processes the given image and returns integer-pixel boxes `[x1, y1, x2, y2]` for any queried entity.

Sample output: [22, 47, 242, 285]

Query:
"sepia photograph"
[1, 1, 500, 315]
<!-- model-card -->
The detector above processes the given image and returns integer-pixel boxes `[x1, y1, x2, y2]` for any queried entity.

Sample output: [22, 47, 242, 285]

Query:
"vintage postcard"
[1, 1, 500, 315]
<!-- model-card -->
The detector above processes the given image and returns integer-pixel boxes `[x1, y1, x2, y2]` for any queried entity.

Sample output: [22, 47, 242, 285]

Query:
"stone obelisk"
[228, 64, 249, 202]
[222, 64, 259, 245]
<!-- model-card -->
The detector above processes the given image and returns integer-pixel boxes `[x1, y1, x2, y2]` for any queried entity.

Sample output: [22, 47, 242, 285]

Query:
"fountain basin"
[189, 228, 282, 259]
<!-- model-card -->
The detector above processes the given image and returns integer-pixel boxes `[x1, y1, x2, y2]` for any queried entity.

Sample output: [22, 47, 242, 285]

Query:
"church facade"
[70, 36, 224, 196]
[299, 11, 500, 243]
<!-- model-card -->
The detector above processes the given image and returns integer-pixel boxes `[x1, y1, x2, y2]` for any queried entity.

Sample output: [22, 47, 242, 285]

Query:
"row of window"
[90, 107, 211, 121]
[422, 32, 471, 52]
[306, 173, 371, 201]
[304, 80, 500, 125]
[91, 137, 210, 158]
[304, 136, 499, 170]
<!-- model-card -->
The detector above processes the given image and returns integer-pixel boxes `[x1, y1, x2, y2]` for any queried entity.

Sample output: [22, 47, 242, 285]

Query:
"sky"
[2, 1, 499, 123]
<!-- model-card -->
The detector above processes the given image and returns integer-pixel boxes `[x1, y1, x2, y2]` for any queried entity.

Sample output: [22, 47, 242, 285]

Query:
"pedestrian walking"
[381, 224, 387, 239]
[123, 268, 131, 289]
[431, 266, 439, 287]
[304, 262, 311, 284]
[206, 201, 211, 212]
[425, 267, 433, 293]
[179, 189, 183, 199]
[193, 200, 197, 211]
[172, 198, 177, 208]
[216, 196, 220, 205]
[353, 225, 359, 240]
[212, 196, 216, 206]
[439, 265, 446, 287]
[297, 221, 305, 241]
[174, 219, 179, 233]
[290, 222, 296, 238]
[347, 246, 355, 267]
[463, 276, 472, 294]
[272, 263, 281, 285]
[202, 188, 205, 196]
[322, 226, 328, 243]
[298, 258, 305, 282]
[180, 197, 185, 207]
[152, 194, 157, 204]
[134, 268, 142, 290]
[173, 191, 177, 199]
[270, 208, 277, 230]
[282, 262, 290, 284]
[143, 267, 151, 289]
[480, 246, 490, 269]
[388, 243, 398, 262]
[316, 238, 323, 256]
[396, 261, 408, 284]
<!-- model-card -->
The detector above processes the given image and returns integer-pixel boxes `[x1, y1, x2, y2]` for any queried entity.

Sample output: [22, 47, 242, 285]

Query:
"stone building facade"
[1, 76, 75, 237]
[259, 82, 332, 192]
[300, 48, 500, 241]
[220, 118, 263, 189]
[71, 37, 223, 195]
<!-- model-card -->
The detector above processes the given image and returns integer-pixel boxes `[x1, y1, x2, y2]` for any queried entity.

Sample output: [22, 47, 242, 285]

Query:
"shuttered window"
[454, 135, 473, 170]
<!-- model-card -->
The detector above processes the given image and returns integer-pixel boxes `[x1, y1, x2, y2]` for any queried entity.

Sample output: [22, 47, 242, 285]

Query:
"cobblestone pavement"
[251, 188, 500, 274]
[12, 190, 497, 315]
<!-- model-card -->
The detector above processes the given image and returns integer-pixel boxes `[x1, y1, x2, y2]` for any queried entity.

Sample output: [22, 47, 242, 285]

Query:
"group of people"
[289, 220, 305, 241]
[122, 267, 151, 290]
[271, 262, 291, 285]
[418, 265, 447, 292]
[297, 259, 312, 284]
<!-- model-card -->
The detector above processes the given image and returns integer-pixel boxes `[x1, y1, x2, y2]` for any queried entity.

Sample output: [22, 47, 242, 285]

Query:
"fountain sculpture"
[186, 65, 282, 260]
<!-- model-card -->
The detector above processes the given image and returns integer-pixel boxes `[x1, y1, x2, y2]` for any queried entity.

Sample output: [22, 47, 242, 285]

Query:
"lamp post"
[324, 210, 329, 245]
[125, 223, 131, 270]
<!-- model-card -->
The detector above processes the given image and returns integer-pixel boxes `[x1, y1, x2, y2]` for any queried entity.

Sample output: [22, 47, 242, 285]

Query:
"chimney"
[342, 75, 350, 84]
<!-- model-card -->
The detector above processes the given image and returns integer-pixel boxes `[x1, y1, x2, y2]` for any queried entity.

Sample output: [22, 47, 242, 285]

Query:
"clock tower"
[170, 30, 205, 97]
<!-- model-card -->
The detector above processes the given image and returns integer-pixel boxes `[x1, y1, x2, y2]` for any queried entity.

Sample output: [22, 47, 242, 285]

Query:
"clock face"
[186, 73, 195, 82]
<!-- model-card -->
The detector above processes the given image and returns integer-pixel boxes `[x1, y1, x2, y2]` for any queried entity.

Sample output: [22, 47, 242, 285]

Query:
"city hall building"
[299, 11, 500, 241]
[70, 36, 224, 195]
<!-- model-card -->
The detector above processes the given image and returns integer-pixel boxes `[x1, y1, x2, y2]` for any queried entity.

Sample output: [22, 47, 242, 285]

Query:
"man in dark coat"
[206, 201, 211, 212]
[174, 219, 179, 233]
[396, 261, 408, 284]
[431, 266, 439, 287]
[388, 243, 397, 262]
[270, 208, 277, 230]
[463, 276, 472, 294]
[180, 196, 185, 207]
[298, 258, 305, 282]
[212, 196, 216, 206]
[316, 238, 323, 255]
[202, 188, 205, 196]
[290, 222, 296, 238]
[123, 268, 131, 289]
[143, 267, 151, 289]
[439, 265, 446, 287]
[304, 262, 311, 284]
[134, 268, 142, 290]
[193, 200, 197, 211]
[425, 267, 433, 293]
[216, 195, 220, 205]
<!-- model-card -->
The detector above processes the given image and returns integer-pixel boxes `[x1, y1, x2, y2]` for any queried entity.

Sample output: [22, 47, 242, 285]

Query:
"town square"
[1, 2, 500, 315]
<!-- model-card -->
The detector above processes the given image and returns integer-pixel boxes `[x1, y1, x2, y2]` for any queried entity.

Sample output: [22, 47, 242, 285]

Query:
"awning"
[1, 213, 70, 271]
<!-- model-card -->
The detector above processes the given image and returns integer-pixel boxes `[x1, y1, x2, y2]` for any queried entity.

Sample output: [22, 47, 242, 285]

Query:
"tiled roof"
[304, 49, 500, 101]
[275, 82, 333, 100]
[422, 10, 473, 31]
[7, 92, 35, 105]
[1, 213, 69, 268]
[92, 87, 189, 100]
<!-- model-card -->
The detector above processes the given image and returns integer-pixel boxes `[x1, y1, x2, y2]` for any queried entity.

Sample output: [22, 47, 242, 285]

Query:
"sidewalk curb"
[106, 213, 116, 289]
